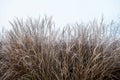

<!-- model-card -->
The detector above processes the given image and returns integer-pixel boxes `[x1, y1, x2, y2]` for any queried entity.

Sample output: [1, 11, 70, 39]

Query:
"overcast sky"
[0, 0, 120, 31]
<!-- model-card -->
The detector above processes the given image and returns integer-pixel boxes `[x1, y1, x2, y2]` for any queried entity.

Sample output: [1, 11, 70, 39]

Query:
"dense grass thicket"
[0, 17, 120, 80]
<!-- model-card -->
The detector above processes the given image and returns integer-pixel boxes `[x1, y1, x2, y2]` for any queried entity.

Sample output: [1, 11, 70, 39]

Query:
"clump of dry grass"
[0, 17, 120, 80]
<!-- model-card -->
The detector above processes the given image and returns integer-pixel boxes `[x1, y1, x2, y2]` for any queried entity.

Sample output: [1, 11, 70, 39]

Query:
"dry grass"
[0, 17, 120, 80]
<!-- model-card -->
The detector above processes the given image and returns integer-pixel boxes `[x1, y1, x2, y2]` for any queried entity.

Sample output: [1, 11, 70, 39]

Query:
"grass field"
[0, 17, 120, 80]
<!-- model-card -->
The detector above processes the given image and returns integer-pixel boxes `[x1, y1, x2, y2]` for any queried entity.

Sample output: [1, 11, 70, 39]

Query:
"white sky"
[0, 0, 120, 31]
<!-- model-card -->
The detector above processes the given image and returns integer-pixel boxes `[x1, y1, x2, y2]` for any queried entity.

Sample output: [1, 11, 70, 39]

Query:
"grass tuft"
[0, 17, 120, 80]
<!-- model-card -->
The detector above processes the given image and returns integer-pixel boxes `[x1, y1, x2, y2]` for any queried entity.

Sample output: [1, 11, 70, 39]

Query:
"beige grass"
[0, 17, 120, 80]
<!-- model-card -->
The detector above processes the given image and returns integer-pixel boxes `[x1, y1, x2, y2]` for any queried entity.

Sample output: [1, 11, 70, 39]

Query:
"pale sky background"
[0, 0, 120, 31]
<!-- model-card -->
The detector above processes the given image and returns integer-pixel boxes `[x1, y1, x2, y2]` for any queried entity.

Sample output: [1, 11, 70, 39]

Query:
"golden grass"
[0, 17, 120, 80]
